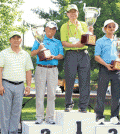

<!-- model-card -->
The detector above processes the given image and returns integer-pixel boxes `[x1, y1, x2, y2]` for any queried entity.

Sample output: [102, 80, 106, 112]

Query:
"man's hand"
[24, 86, 30, 96]
[75, 41, 85, 48]
[88, 26, 94, 34]
[105, 64, 113, 71]
[0, 86, 5, 96]
[46, 55, 55, 60]
[38, 44, 45, 51]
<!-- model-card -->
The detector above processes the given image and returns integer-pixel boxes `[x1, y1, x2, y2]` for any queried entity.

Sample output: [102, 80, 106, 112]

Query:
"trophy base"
[111, 60, 120, 70]
[38, 49, 51, 61]
[81, 34, 96, 46]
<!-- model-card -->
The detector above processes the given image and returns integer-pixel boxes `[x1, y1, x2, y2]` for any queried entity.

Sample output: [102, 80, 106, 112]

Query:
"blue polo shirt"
[31, 35, 64, 65]
[95, 35, 117, 64]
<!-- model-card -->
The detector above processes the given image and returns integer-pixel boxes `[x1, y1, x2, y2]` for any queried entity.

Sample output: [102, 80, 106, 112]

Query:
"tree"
[0, 0, 26, 51]
[31, 0, 120, 79]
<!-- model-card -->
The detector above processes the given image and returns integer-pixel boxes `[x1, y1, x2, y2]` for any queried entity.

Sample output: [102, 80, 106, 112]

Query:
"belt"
[68, 49, 86, 52]
[2, 79, 23, 85]
[38, 64, 57, 68]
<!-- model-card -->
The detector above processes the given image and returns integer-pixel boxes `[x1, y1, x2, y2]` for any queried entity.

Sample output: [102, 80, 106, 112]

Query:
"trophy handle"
[97, 8, 101, 17]
[83, 3, 86, 11]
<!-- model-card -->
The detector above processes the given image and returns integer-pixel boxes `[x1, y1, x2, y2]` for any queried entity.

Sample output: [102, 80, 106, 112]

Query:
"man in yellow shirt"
[0, 31, 34, 134]
[60, 4, 93, 112]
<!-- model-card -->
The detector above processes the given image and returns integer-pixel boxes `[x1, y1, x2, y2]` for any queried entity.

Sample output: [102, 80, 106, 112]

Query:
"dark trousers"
[95, 65, 120, 119]
[64, 50, 90, 109]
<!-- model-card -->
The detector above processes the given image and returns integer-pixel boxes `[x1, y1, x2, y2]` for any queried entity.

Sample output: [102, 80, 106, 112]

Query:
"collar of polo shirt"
[9, 47, 23, 54]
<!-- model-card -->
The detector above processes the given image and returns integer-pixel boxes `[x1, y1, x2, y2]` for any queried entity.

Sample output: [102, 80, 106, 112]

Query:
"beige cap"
[66, 4, 78, 12]
[9, 31, 21, 39]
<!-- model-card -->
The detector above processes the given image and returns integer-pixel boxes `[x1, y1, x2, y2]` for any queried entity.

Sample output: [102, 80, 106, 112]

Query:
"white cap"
[9, 31, 21, 39]
[102, 19, 118, 33]
[66, 4, 78, 12]
[46, 21, 58, 30]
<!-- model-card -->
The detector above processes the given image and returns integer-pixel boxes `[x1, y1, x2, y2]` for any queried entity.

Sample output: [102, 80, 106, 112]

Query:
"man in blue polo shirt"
[31, 21, 64, 124]
[95, 19, 120, 124]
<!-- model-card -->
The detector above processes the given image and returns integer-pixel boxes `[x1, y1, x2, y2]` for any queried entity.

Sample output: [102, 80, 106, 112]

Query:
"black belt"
[2, 79, 23, 85]
[38, 64, 57, 68]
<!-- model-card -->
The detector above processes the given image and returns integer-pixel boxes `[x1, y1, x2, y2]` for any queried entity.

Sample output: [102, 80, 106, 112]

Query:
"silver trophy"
[111, 37, 120, 70]
[32, 26, 45, 47]
[83, 3, 101, 33]
[81, 3, 101, 45]
[31, 26, 51, 61]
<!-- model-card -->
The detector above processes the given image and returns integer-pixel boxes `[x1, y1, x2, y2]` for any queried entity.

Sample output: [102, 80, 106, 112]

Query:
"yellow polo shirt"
[0, 47, 34, 82]
[60, 20, 88, 50]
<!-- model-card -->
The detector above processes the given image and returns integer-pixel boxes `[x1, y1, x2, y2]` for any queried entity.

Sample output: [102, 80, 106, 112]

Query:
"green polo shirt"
[60, 20, 88, 50]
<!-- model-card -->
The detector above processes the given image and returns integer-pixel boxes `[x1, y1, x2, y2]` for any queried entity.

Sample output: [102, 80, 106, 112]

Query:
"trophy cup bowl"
[32, 26, 51, 61]
[81, 3, 101, 46]
[111, 40, 120, 70]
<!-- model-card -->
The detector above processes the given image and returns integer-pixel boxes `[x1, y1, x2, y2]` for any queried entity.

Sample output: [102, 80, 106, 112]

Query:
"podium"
[55, 110, 95, 134]
[22, 110, 120, 134]
[22, 121, 62, 134]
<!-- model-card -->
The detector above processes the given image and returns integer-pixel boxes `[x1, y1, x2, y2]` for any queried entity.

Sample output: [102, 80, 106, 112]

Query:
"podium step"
[10, 110, 120, 134]
[95, 122, 120, 134]
[22, 121, 63, 134]
[55, 110, 96, 134]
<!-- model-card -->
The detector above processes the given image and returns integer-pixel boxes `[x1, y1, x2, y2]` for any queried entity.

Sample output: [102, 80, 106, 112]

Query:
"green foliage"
[90, 69, 99, 84]
[0, 0, 27, 51]
[31, 0, 120, 81]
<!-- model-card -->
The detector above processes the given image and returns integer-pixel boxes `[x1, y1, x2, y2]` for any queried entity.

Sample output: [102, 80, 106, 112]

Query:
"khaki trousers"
[35, 66, 58, 120]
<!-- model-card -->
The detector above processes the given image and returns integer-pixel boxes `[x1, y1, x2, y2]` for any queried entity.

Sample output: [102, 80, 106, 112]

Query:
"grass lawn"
[21, 97, 119, 121]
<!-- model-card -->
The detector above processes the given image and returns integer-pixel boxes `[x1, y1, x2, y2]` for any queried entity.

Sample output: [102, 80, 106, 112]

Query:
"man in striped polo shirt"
[0, 31, 34, 134]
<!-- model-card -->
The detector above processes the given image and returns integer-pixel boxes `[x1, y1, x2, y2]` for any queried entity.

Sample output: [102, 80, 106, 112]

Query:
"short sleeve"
[25, 53, 34, 71]
[60, 23, 68, 42]
[31, 40, 40, 51]
[94, 39, 102, 56]
[58, 41, 64, 56]
[0, 52, 4, 67]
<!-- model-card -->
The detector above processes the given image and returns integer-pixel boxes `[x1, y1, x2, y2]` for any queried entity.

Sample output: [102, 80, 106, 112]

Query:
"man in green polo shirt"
[60, 4, 93, 112]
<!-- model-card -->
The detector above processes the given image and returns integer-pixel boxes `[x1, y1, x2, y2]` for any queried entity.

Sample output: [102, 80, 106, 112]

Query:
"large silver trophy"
[81, 3, 101, 46]
[111, 37, 120, 70]
[32, 26, 51, 61]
